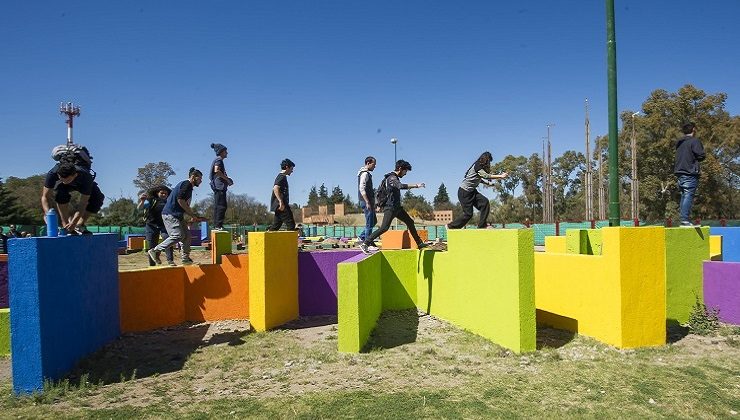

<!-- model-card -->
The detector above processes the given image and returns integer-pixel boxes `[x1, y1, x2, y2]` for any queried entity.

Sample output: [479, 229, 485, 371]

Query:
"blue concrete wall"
[8, 234, 120, 394]
[710, 227, 740, 262]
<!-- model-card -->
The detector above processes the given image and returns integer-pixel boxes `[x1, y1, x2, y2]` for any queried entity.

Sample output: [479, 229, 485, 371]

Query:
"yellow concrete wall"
[544, 236, 566, 253]
[535, 227, 666, 348]
[710, 235, 723, 261]
[248, 231, 299, 331]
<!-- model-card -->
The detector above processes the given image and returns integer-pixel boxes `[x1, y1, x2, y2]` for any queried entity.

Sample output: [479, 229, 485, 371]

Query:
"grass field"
[0, 307, 738, 418]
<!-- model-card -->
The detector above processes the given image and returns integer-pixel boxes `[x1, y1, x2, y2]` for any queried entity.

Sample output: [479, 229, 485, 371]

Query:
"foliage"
[318, 184, 329, 206]
[0, 178, 26, 225]
[402, 190, 434, 220]
[133, 162, 175, 193]
[433, 183, 453, 210]
[307, 186, 319, 209]
[687, 296, 720, 336]
[3, 174, 52, 225]
[193, 193, 271, 225]
[89, 197, 139, 226]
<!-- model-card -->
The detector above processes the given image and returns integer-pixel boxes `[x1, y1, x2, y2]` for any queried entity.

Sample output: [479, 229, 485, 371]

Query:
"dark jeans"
[55, 182, 105, 213]
[358, 200, 377, 241]
[213, 190, 227, 228]
[145, 223, 173, 265]
[677, 174, 699, 223]
[448, 188, 490, 229]
[364, 206, 423, 246]
[268, 208, 296, 231]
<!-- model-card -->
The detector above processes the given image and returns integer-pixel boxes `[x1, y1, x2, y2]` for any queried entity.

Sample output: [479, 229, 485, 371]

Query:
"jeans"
[154, 214, 191, 261]
[358, 200, 377, 241]
[677, 174, 699, 223]
[268, 208, 296, 231]
[213, 190, 227, 228]
[448, 188, 490, 229]
[364, 206, 423, 246]
[145, 223, 173, 265]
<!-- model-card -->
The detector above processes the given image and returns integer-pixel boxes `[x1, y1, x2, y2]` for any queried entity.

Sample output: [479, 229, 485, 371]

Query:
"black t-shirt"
[210, 157, 228, 191]
[270, 173, 289, 211]
[145, 199, 167, 226]
[44, 166, 95, 195]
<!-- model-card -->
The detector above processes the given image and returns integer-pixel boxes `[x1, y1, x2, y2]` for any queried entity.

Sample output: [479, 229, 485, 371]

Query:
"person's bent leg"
[267, 212, 282, 231]
[160, 226, 174, 263]
[473, 191, 490, 228]
[181, 223, 192, 261]
[365, 208, 394, 245]
[447, 188, 475, 229]
[145, 224, 158, 266]
[396, 208, 424, 246]
[155, 215, 183, 252]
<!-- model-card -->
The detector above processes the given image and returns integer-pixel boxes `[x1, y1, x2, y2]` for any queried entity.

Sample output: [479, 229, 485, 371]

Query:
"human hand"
[139, 193, 148, 201]
[499, 172, 509, 179]
[227, 177, 234, 186]
[417, 183, 426, 188]
[278, 202, 285, 211]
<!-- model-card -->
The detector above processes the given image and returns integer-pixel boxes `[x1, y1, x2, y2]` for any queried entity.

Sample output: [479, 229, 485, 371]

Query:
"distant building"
[433, 210, 453, 224]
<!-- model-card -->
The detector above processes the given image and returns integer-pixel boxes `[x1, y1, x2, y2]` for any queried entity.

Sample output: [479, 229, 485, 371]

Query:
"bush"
[686, 296, 720, 336]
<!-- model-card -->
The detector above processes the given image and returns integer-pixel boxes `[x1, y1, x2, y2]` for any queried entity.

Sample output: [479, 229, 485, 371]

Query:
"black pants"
[268, 208, 296, 231]
[55, 182, 105, 213]
[213, 190, 227, 228]
[364, 206, 423, 246]
[145, 223, 173, 265]
[448, 188, 490, 229]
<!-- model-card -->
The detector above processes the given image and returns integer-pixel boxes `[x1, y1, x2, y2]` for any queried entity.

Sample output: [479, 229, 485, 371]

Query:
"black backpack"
[375, 174, 391, 208]
[52, 143, 96, 178]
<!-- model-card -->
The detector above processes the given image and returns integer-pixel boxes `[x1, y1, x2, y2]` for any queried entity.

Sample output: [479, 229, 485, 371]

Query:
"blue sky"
[2, 1, 738, 207]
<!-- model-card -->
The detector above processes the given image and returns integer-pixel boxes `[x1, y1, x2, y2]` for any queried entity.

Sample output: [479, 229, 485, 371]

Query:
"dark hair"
[365, 156, 376, 165]
[281, 158, 296, 169]
[57, 162, 77, 178]
[188, 167, 203, 177]
[682, 123, 696, 135]
[477, 151, 493, 167]
[395, 159, 412, 171]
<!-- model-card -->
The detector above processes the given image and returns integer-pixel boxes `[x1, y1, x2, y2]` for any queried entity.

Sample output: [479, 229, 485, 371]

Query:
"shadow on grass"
[536, 326, 577, 350]
[280, 315, 338, 330]
[667, 319, 689, 343]
[66, 323, 250, 386]
[363, 309, 419, 352]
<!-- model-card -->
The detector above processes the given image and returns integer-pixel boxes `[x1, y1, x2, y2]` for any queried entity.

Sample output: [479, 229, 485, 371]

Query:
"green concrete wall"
[338, 254, 382, 352]
[566, 229, 603, 255]
[665, 227, 710, 324]
[0, 309, 8, 355]
[381, 250, 418, 310]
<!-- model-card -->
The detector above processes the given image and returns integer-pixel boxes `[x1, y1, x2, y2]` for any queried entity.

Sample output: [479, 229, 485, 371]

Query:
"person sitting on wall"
[41, 162, 105, 235]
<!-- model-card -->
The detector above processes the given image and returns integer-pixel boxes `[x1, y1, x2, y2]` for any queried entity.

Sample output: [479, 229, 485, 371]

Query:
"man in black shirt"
[41, 162, 105, 235]
[210, 143, 233, 230]
[138, 185, 174, 266]
[674, 122, 706, 227]
[267, 159, 297, 231]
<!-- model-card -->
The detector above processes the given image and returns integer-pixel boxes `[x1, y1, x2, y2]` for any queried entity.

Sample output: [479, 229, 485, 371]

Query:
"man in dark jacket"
[210, 143, 233, 230]
[674, 122, 706, 227]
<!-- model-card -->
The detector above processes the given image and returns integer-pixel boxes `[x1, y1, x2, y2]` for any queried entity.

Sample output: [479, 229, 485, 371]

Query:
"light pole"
[390, 137, 398, 163]
[631, 111, 641, 222]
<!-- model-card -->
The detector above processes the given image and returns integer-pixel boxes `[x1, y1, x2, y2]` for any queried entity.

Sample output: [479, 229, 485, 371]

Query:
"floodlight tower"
[60, 101, 81, 145]
[390, 137, 398, 163]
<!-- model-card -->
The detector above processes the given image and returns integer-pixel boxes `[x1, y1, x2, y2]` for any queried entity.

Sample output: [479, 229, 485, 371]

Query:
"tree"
[90, 197, 138, 226]
[3, 174, 49, 225]
[133, 162, 175, 192]
[194, 192, 272, 225]
[318, 183, 329, 206]
[402, 190, 434, 220]
[330, 186, 345, 204]
[343, 193, 359, 213]
[433, 183, 453, 210]
[307, 186, 319, 209]
[0, 178, 25, 225]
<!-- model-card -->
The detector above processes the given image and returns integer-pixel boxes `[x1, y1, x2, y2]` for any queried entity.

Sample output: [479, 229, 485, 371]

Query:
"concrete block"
[380, 230, 428, 250]
[119, 267, 186, 333]
[211, 230, 232, 264]
[0, 255, 7, 308]
[127, 235, 145, 251]
[0, 308, 9, 355]
[710, 235, 722, 261]
[665, 227, 710, 324]
[565, 229, 602, 255]
[338, 253, 382, 352]
[298, 250, 361, 316]
[544, 236, 566, 253]
[185, 254, 249, 321]
[9, 235, 120, 394]
[703, 261, 740, 325]
[710, 227, 740, 262]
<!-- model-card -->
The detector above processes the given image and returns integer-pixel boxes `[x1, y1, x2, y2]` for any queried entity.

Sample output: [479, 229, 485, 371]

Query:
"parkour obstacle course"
[2, 226, 739, 394]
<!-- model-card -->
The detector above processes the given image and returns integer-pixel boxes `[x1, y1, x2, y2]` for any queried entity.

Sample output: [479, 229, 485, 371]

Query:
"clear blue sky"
[2, 1, 738, 207]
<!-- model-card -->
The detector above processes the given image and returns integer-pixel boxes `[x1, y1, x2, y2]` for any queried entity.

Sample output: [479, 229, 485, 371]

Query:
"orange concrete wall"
[380, 230, 428, 250]
[184, 254, 249, 321]
[127, 236, 145, 250]
[119, 267, 186, 332]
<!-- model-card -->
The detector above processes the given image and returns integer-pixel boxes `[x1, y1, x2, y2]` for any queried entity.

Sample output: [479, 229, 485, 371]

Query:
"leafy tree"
[433, 183, 453, 210]
[330, 186, 345, 204]
[96, 197, 139, 226]
[3, 174, 49, 225]
[307, 186, 319, 209]
[0, 178, 25, 225]
[133, 162, 175, 192]
[318, 183, 329, 206]
[343, 193, 359, 213]
[402, 190, 434, 220]
[194, 193, 272, 225]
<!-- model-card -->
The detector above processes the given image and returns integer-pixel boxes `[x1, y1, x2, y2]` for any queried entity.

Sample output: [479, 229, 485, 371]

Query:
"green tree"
[133, 162, 175, 192]
[318, 184, 329, 206]
[402, 190, 434, 220]
[433, 183, 453, 210]
[330, 186, 345, 204]
[0, 178, 26, 225]
[92, 197, 138, 226]
[307, 186, 319, 209]
[4, 174, 48, 225]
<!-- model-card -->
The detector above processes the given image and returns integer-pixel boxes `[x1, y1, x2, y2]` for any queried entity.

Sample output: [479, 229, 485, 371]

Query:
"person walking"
[674, 122, 706, 227]
[357, 156, 378, 247]
[210, 143, 233, 231]
[447, 151, 508, 229]
[267, 159, 297, 231]
[359, 159, 427, 254]
[138, 185, 175, 266]
[148, 168, 206, 265]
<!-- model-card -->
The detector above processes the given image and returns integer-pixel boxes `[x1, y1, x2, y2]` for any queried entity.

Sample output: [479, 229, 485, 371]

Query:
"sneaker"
[213, 226, 226, 231]
[147, 249, 162, 265]
[359, 242, 372, 255]
[679, 221, 695, 228]
[182, 258, 194, 265]
[167, 261, 177, 267]
[417, 243, 429, 250]
[67, 229, 80, 236]
[76, 226, 93, 235]
[368, 245, 379, 252]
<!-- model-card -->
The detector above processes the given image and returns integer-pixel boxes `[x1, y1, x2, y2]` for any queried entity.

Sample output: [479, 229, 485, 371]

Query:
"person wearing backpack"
[359, 159, 427, 254]
[210, 143, 233, 231]
[137, 185, 175, 266]
[41, 162, 105, 235]
[447, 151, 508, 229]
[267, 159, 297, 231]
[357, 156, 378, 248]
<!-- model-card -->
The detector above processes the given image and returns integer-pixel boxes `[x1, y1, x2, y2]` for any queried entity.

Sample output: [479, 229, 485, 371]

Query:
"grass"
[0, 310, 738, 418]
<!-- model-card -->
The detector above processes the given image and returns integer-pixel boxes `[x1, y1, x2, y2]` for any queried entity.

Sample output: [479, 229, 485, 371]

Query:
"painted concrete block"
[535, 227, 666, 349]
[338, 253, 382, 352]
[0, 308, 9, 355]
[127, 235, 145, 251]
[189, 228, 202, 246]
[298, 250, 361, 316]
[185, 254, 249, 321]
[211, 230, 232, 264]
[544, 236, 566, 253]
[249, 232, 299, 331]
[381, 250, 418, 310]
[710, 235, 722, 261]
[0, 255, 8, 308]
[710, 227, 740, 262]
[119, 267, 186, 333]
[9, 234, 120, 394]
[565, 229, 602, 255]
[380, 230, 428, 250]
[665, 227, 710, 324]
[703, 261, 740, 325]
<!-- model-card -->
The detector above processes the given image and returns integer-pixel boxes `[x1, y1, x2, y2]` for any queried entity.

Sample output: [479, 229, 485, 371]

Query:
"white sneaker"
[368, 245, 379, 252]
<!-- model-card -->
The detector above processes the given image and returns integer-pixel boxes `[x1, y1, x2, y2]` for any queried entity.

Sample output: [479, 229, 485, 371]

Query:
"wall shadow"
[362, 309, 419, 352]
[666, 319, 689, 343]
[419, 251, 436, 314]
[536, 309, 578, 349]
[279, 315, 338, 329]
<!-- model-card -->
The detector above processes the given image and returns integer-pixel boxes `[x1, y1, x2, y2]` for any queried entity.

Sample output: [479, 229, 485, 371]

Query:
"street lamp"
[390, 137, 398, 163]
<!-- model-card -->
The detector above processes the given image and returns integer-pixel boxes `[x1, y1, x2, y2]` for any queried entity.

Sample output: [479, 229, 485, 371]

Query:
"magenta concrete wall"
[298, 250, 361, 316]
[703, 261, 740, 325]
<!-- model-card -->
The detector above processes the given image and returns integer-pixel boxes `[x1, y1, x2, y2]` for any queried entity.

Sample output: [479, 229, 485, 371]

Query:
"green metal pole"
[606, 0, 620, 226]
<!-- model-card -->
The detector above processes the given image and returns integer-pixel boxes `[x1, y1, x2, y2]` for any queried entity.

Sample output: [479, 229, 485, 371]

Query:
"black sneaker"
[76, 227, 93, 235]
[359, 243, 372, 255]
[417, 243, 429, 250]
[67, 229, 80, 236]
[147, 249, 162, 265]
[182, 258, 194, 265]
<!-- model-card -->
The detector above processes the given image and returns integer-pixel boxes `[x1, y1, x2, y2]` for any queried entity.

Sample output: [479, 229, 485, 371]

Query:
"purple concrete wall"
[703, 261, 740, 325]
[0, 257, 7, 309]
[298, 250, 361, 316]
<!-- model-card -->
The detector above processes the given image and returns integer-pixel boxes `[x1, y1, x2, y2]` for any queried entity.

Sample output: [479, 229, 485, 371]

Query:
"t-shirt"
[144, 199, 166, 226]
[270, 173, 289, 211]
[210, 157, 228, 191]
[162, 180, 194, 219]
[44, 166, 95, 195]
[459, 161, 494, 192]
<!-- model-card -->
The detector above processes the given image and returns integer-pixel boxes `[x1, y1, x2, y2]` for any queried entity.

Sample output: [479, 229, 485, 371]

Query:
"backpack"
[374, 174, 391, 208]
[52, 143, 95, 178]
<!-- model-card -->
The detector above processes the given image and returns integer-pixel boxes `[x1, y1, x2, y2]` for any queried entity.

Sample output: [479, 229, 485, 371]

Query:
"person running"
[41, 162, 105, 235]
[447, 151, 508, 229]
[138, 185, 175, 266]
[267, 159, 297, 231]
[148, 168, 206, 265]
[359, 159, 427, 254]
[357, 156, 378, 247]
[210, 142, 233, 230]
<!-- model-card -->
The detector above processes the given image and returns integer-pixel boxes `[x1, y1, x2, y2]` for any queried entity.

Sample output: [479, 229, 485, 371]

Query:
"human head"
[211, 142, 228, 158]
[188, 167, 203, 186]
[156, 185, 171, 199]
[365, 156, 376, 171]
[395, 159, 412, 177]
[477, 151, 493, 167]
[281, 158, 296, 175]
[9, 225, 15, 231]
[682, 123, 696, 135]
[57, 163, 78, 184]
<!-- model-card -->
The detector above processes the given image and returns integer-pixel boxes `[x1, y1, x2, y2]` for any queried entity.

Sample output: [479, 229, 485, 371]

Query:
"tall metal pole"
[606, 0, 620, 226]
[542, 139, 547, 223]
[547, 124, 555, 223]
[630, 112, 640, 221]
[585, 99, 593, 220]
[60, 102, 81, 145]
[391, 137, 398, 163]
